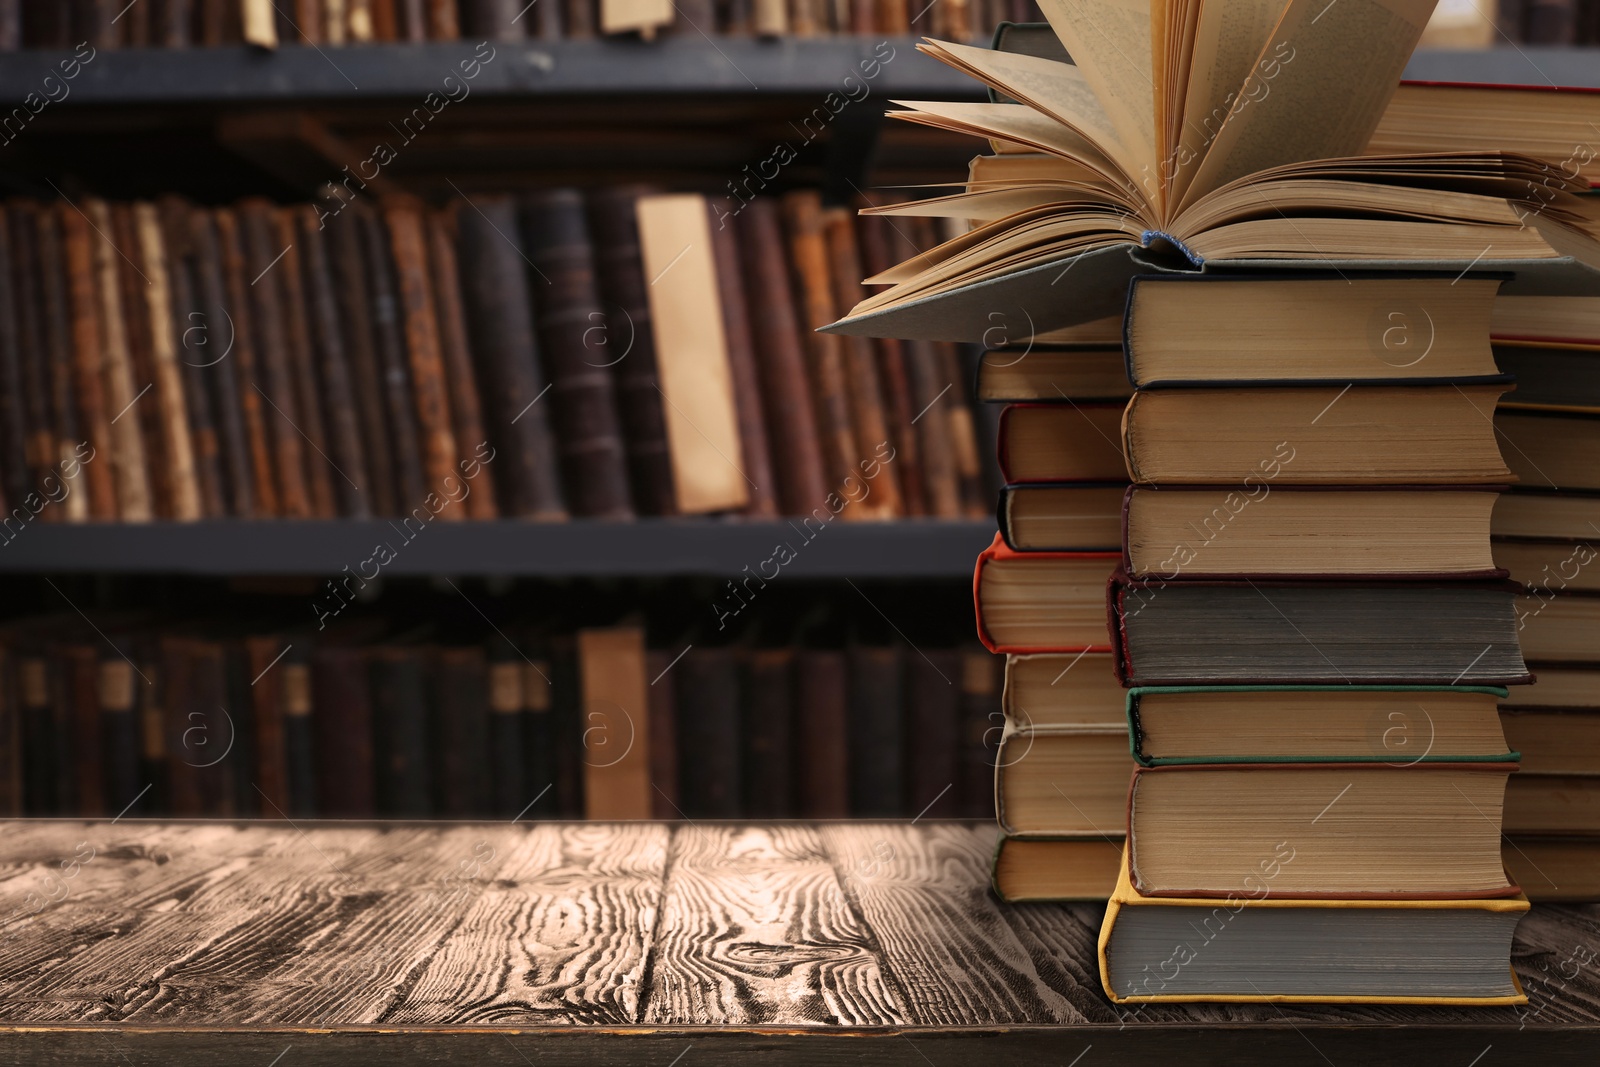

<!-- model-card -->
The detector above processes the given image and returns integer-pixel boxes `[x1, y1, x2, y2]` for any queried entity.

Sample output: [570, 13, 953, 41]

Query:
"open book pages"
[827, 0, 1600, 339]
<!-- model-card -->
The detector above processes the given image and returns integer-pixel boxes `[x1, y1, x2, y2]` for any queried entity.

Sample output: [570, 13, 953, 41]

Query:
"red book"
[972, 533, 1118, 655]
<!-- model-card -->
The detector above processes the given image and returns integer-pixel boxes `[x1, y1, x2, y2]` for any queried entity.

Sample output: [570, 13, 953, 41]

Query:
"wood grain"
[389, 822, 667, 1025]
[0, 820, 1593, 1066]
[819, 822, 1077, 1024]
[644, 823, 905, 1026]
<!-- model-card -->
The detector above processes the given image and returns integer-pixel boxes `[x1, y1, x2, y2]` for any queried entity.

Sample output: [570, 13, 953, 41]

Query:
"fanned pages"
[827, 1, 1600, 340]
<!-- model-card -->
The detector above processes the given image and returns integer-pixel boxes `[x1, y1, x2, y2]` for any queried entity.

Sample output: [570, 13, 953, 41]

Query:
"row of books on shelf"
[0, 187, 994, 528]
[969, 274, 1600, 1002]
[1489, 0, 1600, 45]
[0, 0, 1048, 50]
[0, 611, 1001, 821]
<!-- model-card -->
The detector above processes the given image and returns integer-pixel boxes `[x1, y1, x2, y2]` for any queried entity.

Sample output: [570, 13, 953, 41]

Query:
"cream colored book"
[824, 1, 1600, 342]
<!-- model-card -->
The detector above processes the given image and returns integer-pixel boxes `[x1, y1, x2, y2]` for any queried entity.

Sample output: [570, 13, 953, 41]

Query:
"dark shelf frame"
[7, 38, 987, 104]
[9, 41, 1599, 105]
[0, 520, 997, 577]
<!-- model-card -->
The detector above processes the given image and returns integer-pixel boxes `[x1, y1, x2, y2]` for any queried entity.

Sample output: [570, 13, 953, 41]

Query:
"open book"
[826, 0, 1600, 341]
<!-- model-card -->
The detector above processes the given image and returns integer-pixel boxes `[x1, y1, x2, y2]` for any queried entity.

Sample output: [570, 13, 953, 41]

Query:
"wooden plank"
[386, 823, 669, 1025]
[819, 822, 1080, 1025]
[0, 824, 508, 1023]
[642, 823, 907, 1026]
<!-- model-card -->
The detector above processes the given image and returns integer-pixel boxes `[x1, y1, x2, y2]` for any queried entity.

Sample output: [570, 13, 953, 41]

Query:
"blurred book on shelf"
[0, 1, 1052, 49]
[0, 188, 998, 526]
[0, 579, 1001, 821]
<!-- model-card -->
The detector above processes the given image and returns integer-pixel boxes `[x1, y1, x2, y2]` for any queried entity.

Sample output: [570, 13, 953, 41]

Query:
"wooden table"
[0, 821, 1595, 1065]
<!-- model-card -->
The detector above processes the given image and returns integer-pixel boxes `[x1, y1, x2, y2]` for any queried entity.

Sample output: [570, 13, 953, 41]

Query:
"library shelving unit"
[0, 37, 1596, 1066]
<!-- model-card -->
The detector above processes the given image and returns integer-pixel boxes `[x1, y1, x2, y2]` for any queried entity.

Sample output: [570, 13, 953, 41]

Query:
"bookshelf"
[0, 518, 996, 575]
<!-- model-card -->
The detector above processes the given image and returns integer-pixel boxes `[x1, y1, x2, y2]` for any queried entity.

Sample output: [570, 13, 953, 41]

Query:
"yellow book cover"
[1098, 845, 1528, 1005]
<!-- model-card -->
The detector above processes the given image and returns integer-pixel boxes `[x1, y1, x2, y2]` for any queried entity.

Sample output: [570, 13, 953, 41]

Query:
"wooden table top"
[0, 820, 1595, 1066]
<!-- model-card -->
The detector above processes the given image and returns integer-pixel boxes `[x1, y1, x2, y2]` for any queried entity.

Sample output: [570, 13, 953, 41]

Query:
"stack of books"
[828, 3, 1600, 1006]
[1491, 294, 1600, 900]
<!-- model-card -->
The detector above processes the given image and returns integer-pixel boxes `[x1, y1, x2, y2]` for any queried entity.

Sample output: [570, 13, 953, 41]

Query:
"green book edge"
[1124, 685, 1516, 767]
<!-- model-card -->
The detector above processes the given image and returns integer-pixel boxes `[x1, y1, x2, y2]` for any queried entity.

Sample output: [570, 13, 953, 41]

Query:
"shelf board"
[0, 519, 996, 577]
[9, 38, 987, 104]
[12, 41, 1600, 106]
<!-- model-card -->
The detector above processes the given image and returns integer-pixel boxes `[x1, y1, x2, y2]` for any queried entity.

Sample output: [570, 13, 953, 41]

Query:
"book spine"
[168, 639, 235, 817]
[213, 207, 281, 518]
[293, 206, 371, 517]
[110, 203, 172, 519]
[487, 648, 525, 817]
[751, 0, 787, 34]
[0, 210, 30, 511]
[576, 626, 652, 820]
[357, 203, 429, 508]
[326, 204, 399, 516]
[0, 652, 16, 815]
[137, 642, 167, 814]
[158, 199, 227, 519]
[958, 648, 999, 817]
[857, 211, 928, 516]
[371, 0, 400, 40]
[532, 640, 570, 816]
[370, 647, 433, 816]
[710, 212, 779, 518]
[238, 201, 314, 519]
[86, 202, 152, 524]
[324, 0, 349, 45]
[0, 1, 19, 49]
[56, 203, 119, 519]
[676, 647, 742, 817]
[453, 195, 567, 519]
[150, 0, 189, 45]
[879, 0, 909, 32]
[734, 199, 829, 515]
[8, 206, 57, 514]
[721, 0, 754, 35]
[271, 211, 340, 518]
[18, 655, 57, 812]
[60, 645, 102, 815]
[781, 191, 859, 505]
[187, 208, 258, 517]
[586, 187, 676, 516]
[383, 198, 463, 514]
[425, 207, 498, 519]
[435, 646, 490, 817]
[1525, 0, 1577, 42]
[311, 646, 374, 817]
[244, 0, 282, 45]
[565, 0, 597, 36]
[742, 648, 794, 817]
[823, 208, 901, 518]
[646, 648, 679, 818]
[36, 205, 88, 522]
[98, 656, 141, 815]
[906, 649, 961, 819]
[790, 0, 822, 35]
[849, 645, 904, 816]
[293, 0, 324, 40]
[462, 0, 528, 37]
[348, 0, 374, 40]
[427, 0, 460, 37]
[398, 0, 427, 40]
[794, 648, 849, 817]
[246, 635, 290, 809]
[280, 646, 317, 817]
[522, 189, 634, 519]
[673, 0, 717, 31]
[939, 341, 989, 516]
